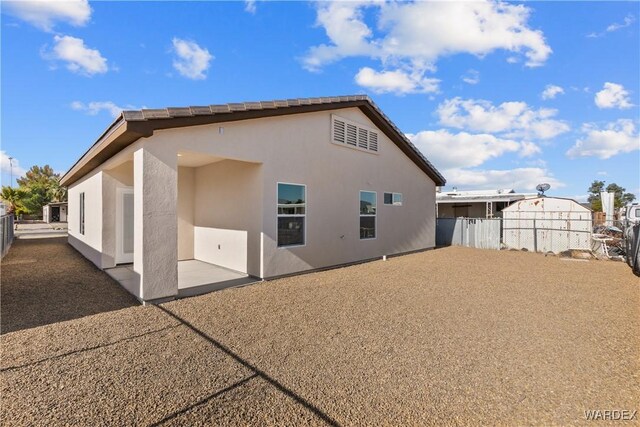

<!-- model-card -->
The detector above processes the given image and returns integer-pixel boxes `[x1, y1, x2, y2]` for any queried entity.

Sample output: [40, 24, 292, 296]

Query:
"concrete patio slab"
[105, 260, 258, 300]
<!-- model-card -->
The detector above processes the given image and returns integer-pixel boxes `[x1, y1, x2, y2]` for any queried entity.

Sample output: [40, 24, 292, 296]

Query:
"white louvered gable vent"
[346, 123, 357, 146]
[331, 114, 379, 154]
[368, 132, 378, 152]
[358, 128, 368, 149]
[333, 118, 345, 144]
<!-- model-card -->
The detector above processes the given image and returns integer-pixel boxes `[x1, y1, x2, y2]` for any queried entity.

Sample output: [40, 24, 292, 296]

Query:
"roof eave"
[60, 97, 446, 187]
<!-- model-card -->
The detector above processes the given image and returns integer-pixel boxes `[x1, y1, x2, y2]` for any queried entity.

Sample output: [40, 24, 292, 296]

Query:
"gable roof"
[60, 95, 445, 186]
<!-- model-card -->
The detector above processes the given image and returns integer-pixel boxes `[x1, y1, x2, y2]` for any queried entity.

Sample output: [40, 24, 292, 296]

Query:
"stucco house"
[60, 95, 445, 303]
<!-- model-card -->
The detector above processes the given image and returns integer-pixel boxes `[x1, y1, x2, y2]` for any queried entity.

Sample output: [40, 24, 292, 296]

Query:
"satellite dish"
[536, 183, 551, 196]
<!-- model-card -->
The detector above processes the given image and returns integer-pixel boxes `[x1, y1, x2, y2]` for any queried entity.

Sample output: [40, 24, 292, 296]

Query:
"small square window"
[384, 192, 403, 206]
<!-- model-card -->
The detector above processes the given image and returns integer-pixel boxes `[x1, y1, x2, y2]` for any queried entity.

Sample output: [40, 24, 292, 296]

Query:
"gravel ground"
[1, 242, 639, 426]
[1, 238, 138, 334]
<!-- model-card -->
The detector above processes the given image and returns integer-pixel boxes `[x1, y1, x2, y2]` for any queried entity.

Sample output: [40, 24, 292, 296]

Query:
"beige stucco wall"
[192, 160, 262, 275]
[147, 107, 436, 278]
[67, 106, 438, 299]
[67, 170, 104, 267]
[177, 166, 195, 260]
[134, 147, 178, 301]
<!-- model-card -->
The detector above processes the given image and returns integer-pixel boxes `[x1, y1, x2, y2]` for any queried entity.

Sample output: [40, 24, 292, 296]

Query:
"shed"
[502, 196, 592, 253]
[43, 202, 68, 223]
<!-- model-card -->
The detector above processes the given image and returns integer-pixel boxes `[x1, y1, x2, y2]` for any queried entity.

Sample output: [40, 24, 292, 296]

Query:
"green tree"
[587, 180, 636, 211]
[587, 180, 605, 211]
[8, 165, 67, 216]
[20, 184, 51, 215]
[47, 178, 67, 202]
[0, 186, 27, 215]
[16, 165, 58, 188]
[605, 183, 636, 209]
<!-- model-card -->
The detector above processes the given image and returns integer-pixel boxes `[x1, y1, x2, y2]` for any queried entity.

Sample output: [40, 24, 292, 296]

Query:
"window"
[332, 115, 379, 153]
[79, 192, 85, 235]
[360, 191, 376, 239]
[277, 183, 306, 247]
[384, 192, 403, 206]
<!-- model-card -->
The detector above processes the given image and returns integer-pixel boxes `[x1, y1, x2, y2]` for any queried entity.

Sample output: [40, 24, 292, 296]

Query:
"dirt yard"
[1, 238, 138, 334]
[1, 240, 638, 426]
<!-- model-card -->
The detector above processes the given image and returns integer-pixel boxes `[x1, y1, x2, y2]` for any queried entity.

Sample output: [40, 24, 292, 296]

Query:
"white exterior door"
[116, 187, 134, 264]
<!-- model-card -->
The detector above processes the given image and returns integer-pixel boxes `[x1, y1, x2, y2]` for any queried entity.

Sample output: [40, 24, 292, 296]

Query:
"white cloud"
[594, 82, 633, 109]
[443, 167, 563, 192]
[541, 84, 564, 100]
[303, 0, 551, 89]
[587, 14, 635, 38]
[519, 141, 542, 157]
[606, 14, 636, 32]
[354, 67, 439, 94]
[43, 35, 108, 76]
[408, 130, 538, 170]
[70, 101, 139, 118]
[3, 0, 91, 32]
[171, 38, 213, 80]
[436, 97, 570, 140]
[461, 69, 480, 85]
[567, 119, 640, 159]
[244, 0, 256, 14]
[1, 151, 26, 182]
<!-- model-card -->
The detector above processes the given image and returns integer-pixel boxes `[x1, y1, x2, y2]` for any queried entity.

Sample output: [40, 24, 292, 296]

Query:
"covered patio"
[96, 145, 263, 303]
[105, 259, 257, 301]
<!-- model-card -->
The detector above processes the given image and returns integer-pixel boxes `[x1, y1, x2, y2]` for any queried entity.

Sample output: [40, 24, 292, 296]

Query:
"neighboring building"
[60, 95, 445, 303]
[502, 196, 592, 253]
[436, 188, 536, 218]
[43, 202, 68, 223]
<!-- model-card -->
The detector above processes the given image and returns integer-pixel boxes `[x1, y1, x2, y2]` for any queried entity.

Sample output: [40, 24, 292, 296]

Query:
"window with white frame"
[79, 192, 85, 235]
[359, 191, 376, 239]
[383, 192, 403, 206]
[277, 183, 306, 247]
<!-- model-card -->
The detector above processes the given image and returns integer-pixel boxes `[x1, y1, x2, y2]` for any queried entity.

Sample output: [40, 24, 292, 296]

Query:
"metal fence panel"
[503, 213, 592, 253]
[1, 214, 15, 258]
[436, 218, 501, 250]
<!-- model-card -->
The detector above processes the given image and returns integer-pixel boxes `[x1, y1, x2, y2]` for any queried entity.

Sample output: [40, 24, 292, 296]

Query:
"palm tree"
[48, 179, 67, 202]
[0, 186, 25, 214]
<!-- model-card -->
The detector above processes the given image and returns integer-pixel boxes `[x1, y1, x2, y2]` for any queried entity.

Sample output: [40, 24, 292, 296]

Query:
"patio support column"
[134, 147, 178, 301]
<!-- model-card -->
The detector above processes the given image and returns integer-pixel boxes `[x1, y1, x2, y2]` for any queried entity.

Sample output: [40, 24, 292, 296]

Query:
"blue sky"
[1, 1, 639, 201]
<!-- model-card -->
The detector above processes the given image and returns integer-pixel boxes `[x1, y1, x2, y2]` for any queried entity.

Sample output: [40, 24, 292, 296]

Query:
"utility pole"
[8, 157, 13, 187]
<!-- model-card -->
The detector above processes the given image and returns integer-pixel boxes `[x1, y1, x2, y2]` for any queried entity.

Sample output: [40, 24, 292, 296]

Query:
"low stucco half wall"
[194, 227, 248, 273]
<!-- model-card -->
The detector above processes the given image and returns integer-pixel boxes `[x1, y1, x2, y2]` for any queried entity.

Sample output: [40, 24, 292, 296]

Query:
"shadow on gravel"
[156, 305, 340, 426]
[1, 238, 139, 334]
